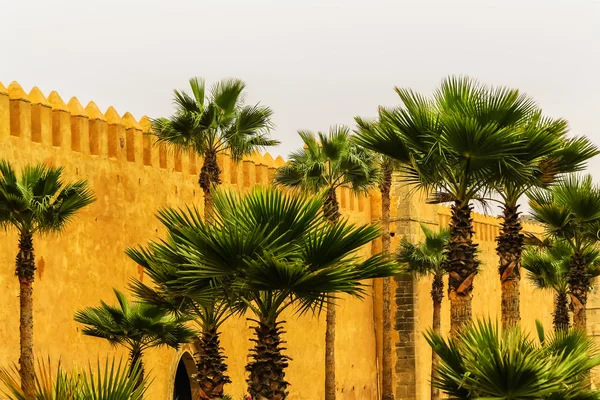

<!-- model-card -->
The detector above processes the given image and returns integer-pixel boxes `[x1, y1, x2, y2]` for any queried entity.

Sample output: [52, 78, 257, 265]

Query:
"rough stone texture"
[394, 272, 418, 400]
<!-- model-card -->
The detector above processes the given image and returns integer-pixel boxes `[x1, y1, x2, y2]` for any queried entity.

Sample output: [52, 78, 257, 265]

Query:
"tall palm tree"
[494, 113, 598, 329]
[140, 187, 397, 400]
[396, 224, 449, 400]
[74, 289, 196, 388]
[522, 239, 600, 332]
[377, 156, 395, 400]
[275, 126, 379, 399]
[0, 161, 95, 396]
[426, 319, 600, 399]
[152, 77, 278, 220]
[127, 243, 233, 399]
[355, 76, 533, 335]
[528, 174, 600, 331]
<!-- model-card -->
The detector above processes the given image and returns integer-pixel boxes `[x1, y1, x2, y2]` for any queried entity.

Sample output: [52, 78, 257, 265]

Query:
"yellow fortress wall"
[0, 81, 586, 399]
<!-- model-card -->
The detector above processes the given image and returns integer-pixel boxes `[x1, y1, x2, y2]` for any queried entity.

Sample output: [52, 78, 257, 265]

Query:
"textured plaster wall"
[0, 80, 570, 399]
[0, 81, 381, 400]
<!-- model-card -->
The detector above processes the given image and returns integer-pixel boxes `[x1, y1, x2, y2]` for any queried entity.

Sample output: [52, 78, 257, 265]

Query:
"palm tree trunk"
[380, 163, 394, 400]
[568, 252, 589, 331]
[446, 200, 478, 337]
[199, 151, 221, 222]
[195, 328, 231, 399]
[554, 292, 570, 332]
[324, 188, 339, 400]
[431, 272, 443, 400]
[497, 203, 524, 330]
[246, 319, 290, 400]
[324, 188, 341, 222]
[129, 348, 144, 390]
[16, 231, 35, 397]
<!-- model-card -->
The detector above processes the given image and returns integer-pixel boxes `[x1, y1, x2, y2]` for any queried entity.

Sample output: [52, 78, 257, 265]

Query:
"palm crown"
[276, 126, 379, 221]
[138, 186, 396, 399]
[74, 289, 195, 355]
[152, 186, 396, 319]
[152, 77, 277, 162]
[152, 77, 278, 220]
[0, 161, 95, 236]
[426, 319, 600, 399]
[354, 76, 534, 203]
[397, 225, 450, 276]
[528, 173, 600, 330]
[528, 174, 600, 250]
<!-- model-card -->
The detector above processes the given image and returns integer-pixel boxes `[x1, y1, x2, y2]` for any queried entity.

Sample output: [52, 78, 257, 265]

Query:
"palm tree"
[152, 77, 278, 220]
[127, 243, 233, 399]
[426, 319, 600, 399]
[0, 358, 147, 400]
[0, 161, 94, 396]
[522, 239, 600, 332]
[74, 289, 196, 388]
[396, 224, 449, 400]
[140, 187, 397, 400]
[528, 174, 600, 331]
[355, 76, 533, 335]
[378, 156, 395, 400]
[275, 126, 379, 399]
[493, 113, 598, 329]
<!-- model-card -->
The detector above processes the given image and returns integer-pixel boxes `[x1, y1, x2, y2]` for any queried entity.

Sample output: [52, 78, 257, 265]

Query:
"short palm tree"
[74, 289, 196, 388]
[0, 358, 147, 400]
[522, 239, 600, 332]
[355, 76, 533, 335]
[426, 319, 600, 399]
[0, 161, 95, 396]
[275, 126, 379, 399]
[152, 77, 278, 219]
[127, 242, 233, 399]
[493, 113, 598, 329]
[397, 224, 449, 400]
[528, 174, 600, 331]
[144, 187, 397, 400]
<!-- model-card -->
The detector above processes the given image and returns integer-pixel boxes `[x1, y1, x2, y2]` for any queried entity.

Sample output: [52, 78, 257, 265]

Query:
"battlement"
[0, 81, 287, 188]
[0, 80, 536, 241]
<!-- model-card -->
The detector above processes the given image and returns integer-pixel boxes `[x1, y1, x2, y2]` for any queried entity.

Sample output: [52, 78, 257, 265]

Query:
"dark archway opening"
[173, 358, 193, 400]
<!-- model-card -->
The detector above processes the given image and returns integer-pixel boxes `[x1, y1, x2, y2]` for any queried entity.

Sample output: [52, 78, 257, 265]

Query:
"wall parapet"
[0, 81, 286, 189]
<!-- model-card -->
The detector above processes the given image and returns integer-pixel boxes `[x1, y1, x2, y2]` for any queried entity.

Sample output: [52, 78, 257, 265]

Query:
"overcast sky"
[1, 0, 599, 178]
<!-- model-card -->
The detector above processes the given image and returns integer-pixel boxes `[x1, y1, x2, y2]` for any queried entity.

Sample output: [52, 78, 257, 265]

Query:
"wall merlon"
[122, 112, 141, 130]
[274, 155, 285, 167]
[29, 88, 52, 144]
[255, 163, 268, 185]
[67, 98, 89, 154]
[243, 160, 256, 188]
[8, 82, 30, 102]
[67, 97, 88, 118]
[8, 82, 31, 139]
[217, 153, 230, 183]
[48, 91, 69, 112]
[86, 103, 107, 156]
[138, 116, 156, 167]
[139, 115, 152, 132]
[0, 83, 8, 139]
[262, 152, 274, 167]
[85, 101, 106, 121]
[29, 87, 51, 107]
[105, 106, 124, 126]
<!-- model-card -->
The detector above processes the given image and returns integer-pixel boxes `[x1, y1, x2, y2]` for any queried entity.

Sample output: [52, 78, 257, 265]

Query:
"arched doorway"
[172, 351, 201, 400]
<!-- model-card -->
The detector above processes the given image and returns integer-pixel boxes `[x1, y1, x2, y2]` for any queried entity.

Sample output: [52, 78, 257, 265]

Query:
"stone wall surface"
[0, 80, 583, 399]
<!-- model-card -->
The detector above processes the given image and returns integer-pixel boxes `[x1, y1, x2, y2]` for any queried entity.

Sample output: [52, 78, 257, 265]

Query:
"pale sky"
[1, 0, 599, 179]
